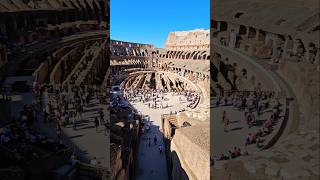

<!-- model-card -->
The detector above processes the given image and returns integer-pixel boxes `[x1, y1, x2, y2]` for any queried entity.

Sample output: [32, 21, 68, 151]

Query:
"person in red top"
[222, 111, 227, 124]
[251, 133, 257, 143]
[234, 147, 241, 157]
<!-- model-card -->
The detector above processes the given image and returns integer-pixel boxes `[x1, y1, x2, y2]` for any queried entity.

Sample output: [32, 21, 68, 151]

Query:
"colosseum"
[110, 29, 210, 180]
[211, 0, 319, 180]
[0, 0, 111, 179]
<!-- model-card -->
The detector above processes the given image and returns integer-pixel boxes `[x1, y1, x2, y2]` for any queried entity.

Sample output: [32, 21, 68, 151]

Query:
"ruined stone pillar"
[217, 21, 221, 31]
[245, 26, 250, 38]
[292, 39, 301, 58]
[271, 34, 280, 62]
[283, 36, 293, 58]
[265, 33, 273, 45]
[255, 29, 260, 41]
[229, 30, 237, 49]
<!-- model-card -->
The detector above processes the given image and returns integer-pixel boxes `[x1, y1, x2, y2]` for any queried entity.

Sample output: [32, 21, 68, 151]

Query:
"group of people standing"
[217, 90, 284, 161]
[32, 82, 107, 137]
[124, 88, 200, 110]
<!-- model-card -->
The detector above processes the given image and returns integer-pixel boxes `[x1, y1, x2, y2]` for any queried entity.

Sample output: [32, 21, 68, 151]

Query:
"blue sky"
[110, 0, 209, 48]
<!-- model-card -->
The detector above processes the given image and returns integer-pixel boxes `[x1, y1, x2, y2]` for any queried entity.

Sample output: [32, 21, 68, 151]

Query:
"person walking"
[72, 112, 77, 130]
[56, 124, 62, 141]
[153, 135, 157, 145]
[148, 137, 151, 147]
[94, 117, 99, 132]
[99, 109, 104, 122]
[222, 111, 226, 124]
[159, 145, 163, 154]
[90, 157, 98, 166]
[224, 116, 229, 132]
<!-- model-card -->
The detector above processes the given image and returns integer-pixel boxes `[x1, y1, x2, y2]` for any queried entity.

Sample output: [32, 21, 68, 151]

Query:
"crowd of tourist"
[215, 146, 248, 161]
[123, 88, 200, 110]
[32, 82, 107, 133]
[0, 103, 66, 164]
[214, 90, 284, 161]
[0, 60, 110, 173]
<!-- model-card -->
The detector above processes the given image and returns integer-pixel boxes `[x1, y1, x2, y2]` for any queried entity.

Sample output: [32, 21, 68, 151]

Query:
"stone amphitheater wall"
[279, 60, 320, 131]
[214, 44, 281, 92]
[171, 129, 210, 180]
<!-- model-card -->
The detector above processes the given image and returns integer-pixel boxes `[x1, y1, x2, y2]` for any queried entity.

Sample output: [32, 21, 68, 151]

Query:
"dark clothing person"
[154, 136, 157, 145]
[159, 145, 163, 154]
[94, 118, 99, 132]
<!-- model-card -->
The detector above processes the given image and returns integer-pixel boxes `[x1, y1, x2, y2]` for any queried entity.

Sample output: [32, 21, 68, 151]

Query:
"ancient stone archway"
[239, 25, 247, 35]
[248, 27, 256, 39]
[220, 21, 228, 31]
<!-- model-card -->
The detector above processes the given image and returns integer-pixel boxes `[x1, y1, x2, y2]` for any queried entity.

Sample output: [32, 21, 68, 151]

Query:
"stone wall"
[213, 44, 281, 92]
[171, 128, 210, 180]
[165, 29, 210, 51]
[279, 60, 320, 131]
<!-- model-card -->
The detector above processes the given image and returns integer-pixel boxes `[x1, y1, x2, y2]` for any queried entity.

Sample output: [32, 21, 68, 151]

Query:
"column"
[283, 36, 292, 58]
[229, 29, 237, 49]
[255, 29, 260, 41]
[271, 34, 278, 62]
[217, 21, 221, 31]
[245, 26, 250, 38]
[265, 33, 272, 45]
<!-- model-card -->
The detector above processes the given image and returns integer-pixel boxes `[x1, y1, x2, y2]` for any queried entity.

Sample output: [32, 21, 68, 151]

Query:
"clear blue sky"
[110, 0, 209, 48]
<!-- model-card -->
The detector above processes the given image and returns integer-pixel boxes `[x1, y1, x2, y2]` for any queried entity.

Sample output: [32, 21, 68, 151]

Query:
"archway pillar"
[255, 29, 260, 40]
[217, 21, 221, 31]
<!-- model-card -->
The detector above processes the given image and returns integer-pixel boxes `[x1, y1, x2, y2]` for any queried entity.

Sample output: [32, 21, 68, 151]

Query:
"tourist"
[257, 128, 264, 137]
[56, 124, 62, 141]
[72, 112, 77, 130]
[234, 147, 241, 157]
[94, 117, 99, 132]
[148, 137, 151, 147]
[44, 102, 52, 122]
[228, 150, 236, 159]
[219, 154, 229, 160]
[245, 134, 251, 146]
[76, 104, 83, 121]
[154, 135, 157, 145]
[251, 133, 257, 144]
[222, 111, 227, 124]
[159, 145, 163, 154]
[70, 154, 80, 166]
[223, 115, 229, 132]
[99, 109, 104, 122]
[90, 157, 98, 166]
